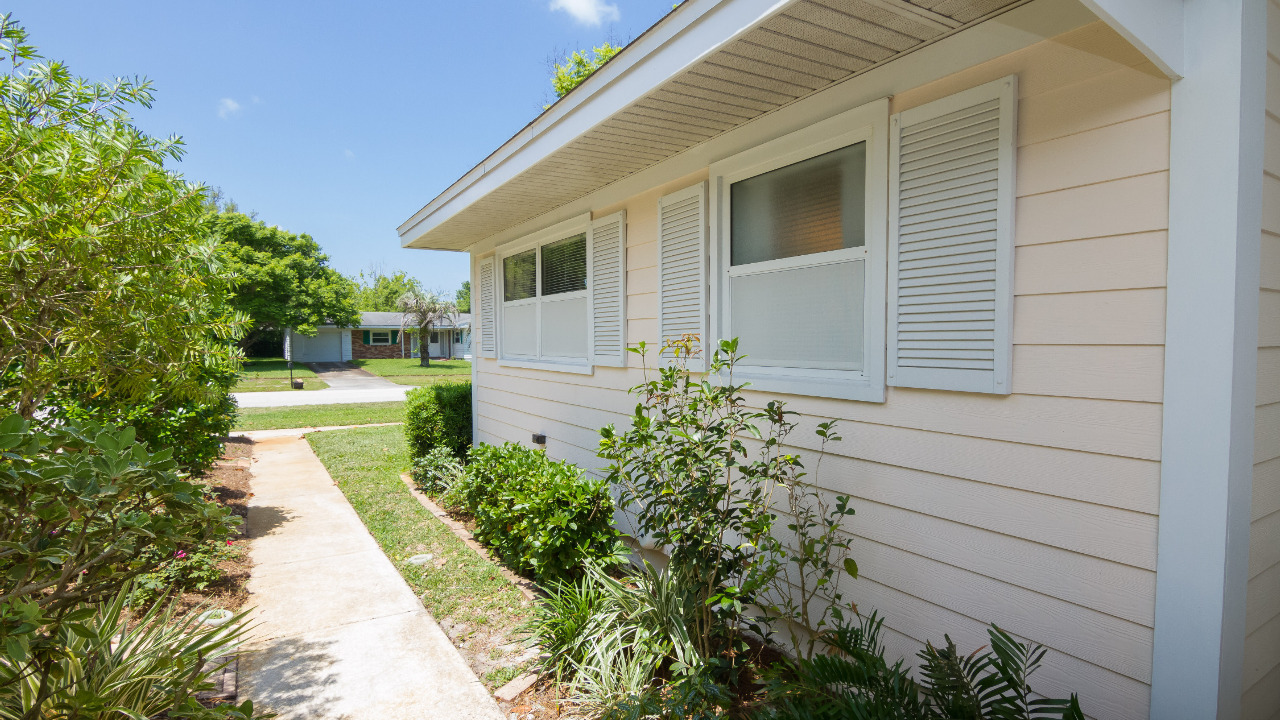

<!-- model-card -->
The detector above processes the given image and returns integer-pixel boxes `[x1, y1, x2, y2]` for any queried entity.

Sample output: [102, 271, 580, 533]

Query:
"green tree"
[0, 14, 245, 418]
[551, 43, 623, 99]
[456, 280, 471, 313]
[351, 268, 423, 311]
[396, 289, 457, 367]
[209, 211, 359, 349]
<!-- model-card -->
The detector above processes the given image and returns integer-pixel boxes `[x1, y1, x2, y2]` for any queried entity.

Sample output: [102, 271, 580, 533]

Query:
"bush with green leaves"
[599, 336, 857, 665]
[52, 357, 240, 473]
[410, 445, 465, 496]
[0, 414, 240, 711]
[131, 536, 240, 607]
[446, 442, 622, 582]
[758, 611, 1084, 720]
[0, 14, 247, 420]
[0, 588, 267, 720]
[404, 381, 472, 460]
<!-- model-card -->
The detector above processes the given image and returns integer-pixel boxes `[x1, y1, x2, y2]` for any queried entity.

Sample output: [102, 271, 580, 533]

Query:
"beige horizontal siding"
[1249, 14, 1280, 712]
[472, 20, 1169, 719]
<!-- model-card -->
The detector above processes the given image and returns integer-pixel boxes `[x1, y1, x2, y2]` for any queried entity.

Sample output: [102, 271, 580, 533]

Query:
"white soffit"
[399, 0, 1033, 251]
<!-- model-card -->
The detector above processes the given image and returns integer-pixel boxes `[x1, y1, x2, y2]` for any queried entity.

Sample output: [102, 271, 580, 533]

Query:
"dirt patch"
[173, 437, 255, 618]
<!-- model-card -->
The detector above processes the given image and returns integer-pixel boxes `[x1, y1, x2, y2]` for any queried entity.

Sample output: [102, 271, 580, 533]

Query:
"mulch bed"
[174, 437, 255, 618]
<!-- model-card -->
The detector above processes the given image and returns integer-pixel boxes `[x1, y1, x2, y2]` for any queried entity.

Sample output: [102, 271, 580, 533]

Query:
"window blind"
[542, 233, 587, 296]
[504, 249, 536, 301]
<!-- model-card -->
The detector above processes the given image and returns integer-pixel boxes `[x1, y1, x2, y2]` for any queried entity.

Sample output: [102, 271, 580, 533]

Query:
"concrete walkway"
[234, 364, 409, 408]
[239, 433, 503, 720]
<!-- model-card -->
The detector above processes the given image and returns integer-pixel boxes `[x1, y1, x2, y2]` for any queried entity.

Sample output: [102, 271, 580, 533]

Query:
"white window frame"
[495, 213, 594, 375]
[709, 99, 888, 402]
[370, 330, 392, 346]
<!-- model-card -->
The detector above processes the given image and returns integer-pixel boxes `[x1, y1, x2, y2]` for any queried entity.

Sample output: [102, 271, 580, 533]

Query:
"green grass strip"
[233, 402, 405, 431]
[307, 426, 526, 626]
[239, 357, 321, 378]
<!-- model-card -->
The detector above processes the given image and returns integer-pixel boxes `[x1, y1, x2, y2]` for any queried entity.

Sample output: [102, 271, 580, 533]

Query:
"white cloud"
[217, 98, 241, 119]
[344, 149, 355, 159]
[549, 0, 619, 26]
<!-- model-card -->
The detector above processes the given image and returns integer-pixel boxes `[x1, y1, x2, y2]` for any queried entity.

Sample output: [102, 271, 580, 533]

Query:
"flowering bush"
[131, 537, 240, 607]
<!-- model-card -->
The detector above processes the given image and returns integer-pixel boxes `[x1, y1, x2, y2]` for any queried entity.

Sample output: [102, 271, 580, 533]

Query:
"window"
[370, 330, 391, 346]
[710, 100, 888, 401]
[498, 217, 590, 369]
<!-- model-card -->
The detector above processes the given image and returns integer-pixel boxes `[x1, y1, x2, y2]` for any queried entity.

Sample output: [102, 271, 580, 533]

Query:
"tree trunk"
[420, 324, 431, 367]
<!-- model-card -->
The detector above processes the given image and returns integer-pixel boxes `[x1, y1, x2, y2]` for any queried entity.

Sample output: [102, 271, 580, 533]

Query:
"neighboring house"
[283, 311, 472, 362]
[398, 1, 1276, 717]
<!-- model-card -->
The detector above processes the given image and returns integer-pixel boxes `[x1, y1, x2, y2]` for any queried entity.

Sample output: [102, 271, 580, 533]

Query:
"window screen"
[504, 250, 536, 301]
[541, 234, 587, 296]
[730, 142, 866, 266]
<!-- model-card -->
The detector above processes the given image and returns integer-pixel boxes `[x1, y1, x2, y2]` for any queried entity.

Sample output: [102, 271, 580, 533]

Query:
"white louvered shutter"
[658, 183, 708, 371]
[589, 211, 627, 367]
[477, 257, 497, 358]
[888, 76, 1016, 395]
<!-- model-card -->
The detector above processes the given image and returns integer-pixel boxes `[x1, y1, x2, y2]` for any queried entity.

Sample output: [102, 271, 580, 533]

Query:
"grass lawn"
[308, 426, 531, 688]
[351, 358, 470, 385]
[232, 402, 404, 431]
[234, 357, 328, 392]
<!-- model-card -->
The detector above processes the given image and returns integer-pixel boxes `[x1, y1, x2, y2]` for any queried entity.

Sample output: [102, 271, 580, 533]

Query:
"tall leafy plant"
[396, 289, 458, 366]
[599, 336, 858, 665]
[0, 14, 246, 418]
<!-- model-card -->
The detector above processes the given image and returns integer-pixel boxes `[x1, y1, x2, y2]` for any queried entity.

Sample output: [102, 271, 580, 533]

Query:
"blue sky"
[8, 1, 673, 294]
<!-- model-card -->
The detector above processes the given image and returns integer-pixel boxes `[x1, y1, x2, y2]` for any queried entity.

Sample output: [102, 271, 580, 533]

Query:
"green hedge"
[404, 382, 471, 459]
[446, 443, 621, 582]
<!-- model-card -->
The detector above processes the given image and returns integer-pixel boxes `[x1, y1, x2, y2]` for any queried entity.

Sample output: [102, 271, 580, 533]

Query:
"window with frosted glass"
[503, 250, 536, 301]
[730, 142, 865, 266]
[541, 234, 587, 295]
[726, 141, 867, 372]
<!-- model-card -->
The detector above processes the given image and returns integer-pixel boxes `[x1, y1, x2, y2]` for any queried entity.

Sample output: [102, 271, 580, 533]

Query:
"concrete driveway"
[234, 363, 410, 408]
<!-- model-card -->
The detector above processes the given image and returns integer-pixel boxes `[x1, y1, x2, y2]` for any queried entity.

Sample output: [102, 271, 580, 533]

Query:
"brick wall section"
[350, 330, 407, 360]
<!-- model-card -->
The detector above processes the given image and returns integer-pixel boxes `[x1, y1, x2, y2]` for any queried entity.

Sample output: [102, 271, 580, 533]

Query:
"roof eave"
[397, 0, 793, 251]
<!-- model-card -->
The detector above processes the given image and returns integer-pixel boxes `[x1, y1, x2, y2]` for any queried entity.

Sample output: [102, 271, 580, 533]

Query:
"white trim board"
[1150, 0, 1265, 717]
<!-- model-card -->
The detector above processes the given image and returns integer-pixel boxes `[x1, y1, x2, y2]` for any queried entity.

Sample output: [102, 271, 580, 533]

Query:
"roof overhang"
[398, 0, 1144, 252]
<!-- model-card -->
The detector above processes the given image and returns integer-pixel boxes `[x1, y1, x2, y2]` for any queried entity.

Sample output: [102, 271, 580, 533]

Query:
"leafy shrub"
[131, 536, 241, 607]
[404, 381, 472, 459]
[0, 413, 239, 708]
[599, 336, 856, 663]
[54, 362, 239, 474]
[0, 589, 268, 720]
[757, 611, 1085, 720]
[447, 442, 621, 581]
[410, 445, 465, 496]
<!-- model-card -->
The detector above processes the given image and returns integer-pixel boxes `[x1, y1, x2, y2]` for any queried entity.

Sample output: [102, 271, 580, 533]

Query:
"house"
[283, 311, 471, 362]
[397, 1, 1276, 717]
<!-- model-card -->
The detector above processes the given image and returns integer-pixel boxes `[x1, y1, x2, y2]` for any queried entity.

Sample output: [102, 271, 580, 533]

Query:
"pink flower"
[226, 540, 234, 546]
[175, 551, 187, 559]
